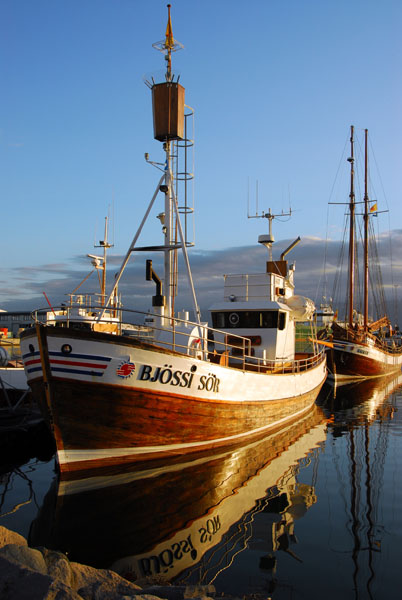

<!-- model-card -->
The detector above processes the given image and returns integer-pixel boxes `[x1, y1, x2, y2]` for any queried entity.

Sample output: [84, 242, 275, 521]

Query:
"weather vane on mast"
[152, 4, 184, 82]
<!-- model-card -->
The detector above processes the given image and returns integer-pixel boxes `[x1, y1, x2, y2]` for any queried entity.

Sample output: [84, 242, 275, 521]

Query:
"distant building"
[0, 310, 47, 337]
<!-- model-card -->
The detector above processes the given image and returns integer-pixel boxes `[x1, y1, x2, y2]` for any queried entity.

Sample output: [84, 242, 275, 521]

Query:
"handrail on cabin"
[29, 305, 325, 374]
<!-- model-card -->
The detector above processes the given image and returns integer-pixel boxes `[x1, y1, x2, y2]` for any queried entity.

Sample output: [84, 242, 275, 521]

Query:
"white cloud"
[2, 231, 402, 325]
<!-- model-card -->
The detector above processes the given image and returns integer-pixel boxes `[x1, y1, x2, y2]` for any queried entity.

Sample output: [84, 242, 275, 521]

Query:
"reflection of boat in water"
[29, 404, 326, 587]
[318, 370, 402, 428]
[317, 371, 402, 598]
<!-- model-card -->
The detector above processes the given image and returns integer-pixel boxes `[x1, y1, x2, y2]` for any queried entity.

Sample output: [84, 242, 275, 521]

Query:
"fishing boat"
[325, 126, 402, 380]
[19, 6, 326, 478]
[42, 214, 128, 334]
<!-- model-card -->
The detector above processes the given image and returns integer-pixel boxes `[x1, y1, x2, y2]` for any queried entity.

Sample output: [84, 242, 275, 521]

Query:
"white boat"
[315, 297, 334, 327]
[20, 6, 327, 479]
[0, 342, 30, 403]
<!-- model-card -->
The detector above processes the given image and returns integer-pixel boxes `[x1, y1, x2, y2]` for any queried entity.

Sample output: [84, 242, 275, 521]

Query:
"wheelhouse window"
[212, 310, 287, 330]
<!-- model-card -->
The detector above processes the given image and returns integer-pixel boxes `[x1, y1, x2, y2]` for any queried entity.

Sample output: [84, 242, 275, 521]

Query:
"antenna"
[247, 181, 292, 261]
[87, 254, 104, 268]
[94, 216, 114, 302]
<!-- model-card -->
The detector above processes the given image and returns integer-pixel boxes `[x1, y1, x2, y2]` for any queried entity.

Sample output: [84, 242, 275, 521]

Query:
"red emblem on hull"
[116, 361, 136, 379]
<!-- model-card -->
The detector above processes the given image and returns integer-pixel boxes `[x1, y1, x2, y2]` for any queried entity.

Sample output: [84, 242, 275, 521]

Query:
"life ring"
[190, 337, 202, 358]
[229, 312, 240, 326]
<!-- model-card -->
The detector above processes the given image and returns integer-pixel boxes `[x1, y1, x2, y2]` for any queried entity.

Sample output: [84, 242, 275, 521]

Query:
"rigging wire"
[314, 199, 330, 308]
[316, 132, 349, 308]
[331, 212, 348, 321]
[367, 132, 396, 325]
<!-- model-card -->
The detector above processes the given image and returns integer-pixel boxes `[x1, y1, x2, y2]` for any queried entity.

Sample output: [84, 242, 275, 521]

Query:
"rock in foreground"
[0, 526, 216, 600]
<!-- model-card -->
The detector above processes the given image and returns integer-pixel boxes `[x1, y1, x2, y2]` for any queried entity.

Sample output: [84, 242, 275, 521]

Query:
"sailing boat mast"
[348, 125, 356, 328]
[363, 129, 369, 331]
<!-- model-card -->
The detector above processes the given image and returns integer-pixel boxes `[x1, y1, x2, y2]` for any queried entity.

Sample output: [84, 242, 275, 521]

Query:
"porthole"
[61, 344, 72, 354]
[229, 312, 240, 326]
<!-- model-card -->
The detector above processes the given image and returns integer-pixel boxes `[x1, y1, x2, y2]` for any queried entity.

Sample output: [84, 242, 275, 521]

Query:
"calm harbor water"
[1, 374, 402, 600]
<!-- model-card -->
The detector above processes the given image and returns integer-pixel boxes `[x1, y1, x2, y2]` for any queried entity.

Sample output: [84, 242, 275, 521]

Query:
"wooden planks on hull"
[30, 376, 324, 476]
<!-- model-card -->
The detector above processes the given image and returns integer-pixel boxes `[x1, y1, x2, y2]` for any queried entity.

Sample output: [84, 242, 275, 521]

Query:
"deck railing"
[30, 306, 326, 375]
[332, 328, 402, 355]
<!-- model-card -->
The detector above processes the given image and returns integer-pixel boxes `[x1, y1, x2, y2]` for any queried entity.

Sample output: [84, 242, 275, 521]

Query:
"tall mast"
[161, 4, 175, 318]
[162, 5, 174, 318]
[101, 5, 200, 324]
[151, 4, 185, 320]
[363, 129, 369, 330]
[348, 125, 356, 327]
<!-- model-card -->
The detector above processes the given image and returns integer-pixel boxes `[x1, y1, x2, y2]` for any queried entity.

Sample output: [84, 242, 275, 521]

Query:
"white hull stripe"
[57, 403, 312, 465]
[59, 417, 311, 495]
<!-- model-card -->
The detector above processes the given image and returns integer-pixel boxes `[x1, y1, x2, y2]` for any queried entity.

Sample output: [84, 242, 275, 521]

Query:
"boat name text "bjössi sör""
[138, 363, 221, 392]
[139, 515, 222, 577]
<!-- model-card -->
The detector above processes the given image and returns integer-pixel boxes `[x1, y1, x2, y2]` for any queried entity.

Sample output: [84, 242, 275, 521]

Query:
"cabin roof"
[209, 301, 290, 312]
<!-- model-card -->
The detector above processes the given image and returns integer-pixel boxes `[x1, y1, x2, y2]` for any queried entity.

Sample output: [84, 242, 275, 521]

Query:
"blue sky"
[1, 0, 402, 320]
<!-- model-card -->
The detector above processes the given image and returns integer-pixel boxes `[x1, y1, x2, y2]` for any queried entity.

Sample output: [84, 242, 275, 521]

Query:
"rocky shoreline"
[0, 526, 223, 600]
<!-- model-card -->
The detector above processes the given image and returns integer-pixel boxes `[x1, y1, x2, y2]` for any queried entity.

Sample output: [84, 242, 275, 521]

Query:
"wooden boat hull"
[327, 339, 402, 381]
[29, 376, 324, 476]
[20, 326, 327, 477]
